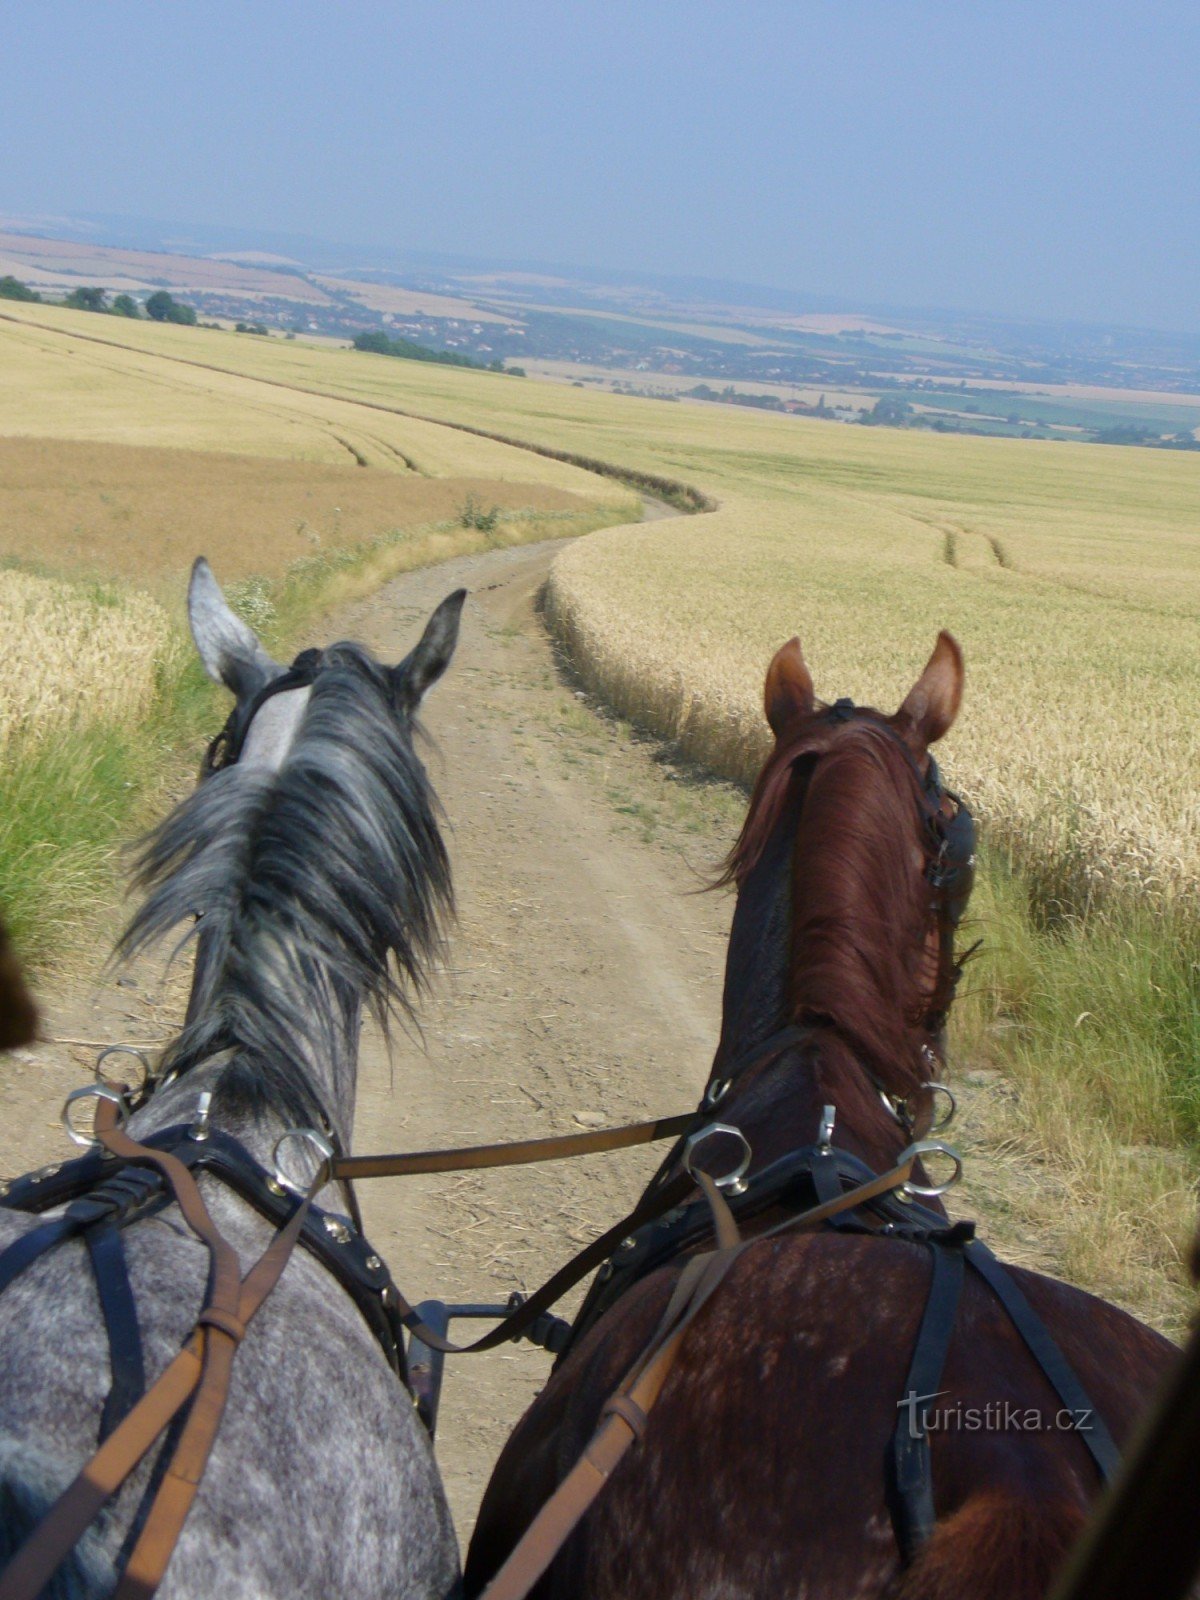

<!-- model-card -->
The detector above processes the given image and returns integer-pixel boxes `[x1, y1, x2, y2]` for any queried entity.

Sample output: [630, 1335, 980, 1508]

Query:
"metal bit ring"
[899, 1138, 964, 1198]
[94, 1045, 152, 1095]
[682, 1122, 752, 1194]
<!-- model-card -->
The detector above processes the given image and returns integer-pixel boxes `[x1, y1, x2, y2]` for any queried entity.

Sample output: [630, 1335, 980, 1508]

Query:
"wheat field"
[0, 568, 170, 747]
[5, 298, 1197, 907]
[2, 298, 1197, 1320]
[0, 437, 600, 586]
[3, 296, 1197, 1328]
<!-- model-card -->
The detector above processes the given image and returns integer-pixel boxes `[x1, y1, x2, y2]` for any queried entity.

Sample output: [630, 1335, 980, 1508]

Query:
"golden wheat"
[0, 569, 170, 746]
[0, 437, 603, 586]
[6, 298, 1197, 905]
[545, 488, 1200, 912]
[0, 305, 639, 506]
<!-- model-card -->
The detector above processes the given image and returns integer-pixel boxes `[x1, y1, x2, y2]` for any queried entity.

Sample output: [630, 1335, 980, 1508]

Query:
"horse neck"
[181, 919, 362, 1154]
[712, 747, 927, 1174]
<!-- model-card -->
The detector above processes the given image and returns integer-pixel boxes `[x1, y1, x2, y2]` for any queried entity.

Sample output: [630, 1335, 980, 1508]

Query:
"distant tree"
[352, 329, 392, 355]
[863, 395, 912, 427]
[0, 275, 40, 302]
[111, 294, 140, 318]
[64, 286, 108, 312]
[145, 290, 197, 324]
[235, 321, 269, 335]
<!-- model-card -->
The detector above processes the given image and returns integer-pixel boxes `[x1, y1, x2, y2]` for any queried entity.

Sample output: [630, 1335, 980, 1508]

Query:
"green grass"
[0, 647, 221, 972]
[957, 844, 1200, 1145]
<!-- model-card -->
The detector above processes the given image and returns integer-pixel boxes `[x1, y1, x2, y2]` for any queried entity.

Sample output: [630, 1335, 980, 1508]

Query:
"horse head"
[709, 630, 974, 1177]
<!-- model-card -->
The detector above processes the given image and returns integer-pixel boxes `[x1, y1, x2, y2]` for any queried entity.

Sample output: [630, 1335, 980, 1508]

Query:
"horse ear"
[393, 589, 466, 711]
[897, 631, 964, 748]
[764, 637, 815, 737]
[188, 557, 281, 701]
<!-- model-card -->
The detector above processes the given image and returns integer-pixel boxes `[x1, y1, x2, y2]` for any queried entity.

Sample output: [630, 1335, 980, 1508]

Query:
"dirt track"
[336, 534, 736, 1531]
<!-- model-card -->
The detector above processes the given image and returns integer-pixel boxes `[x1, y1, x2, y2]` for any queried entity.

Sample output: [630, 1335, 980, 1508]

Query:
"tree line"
[0, 276, 197, 324]
[352, 328, 522, 374]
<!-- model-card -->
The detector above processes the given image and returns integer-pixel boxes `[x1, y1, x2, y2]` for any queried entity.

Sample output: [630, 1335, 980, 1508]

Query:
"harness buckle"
[682, 1122, 752, 1196]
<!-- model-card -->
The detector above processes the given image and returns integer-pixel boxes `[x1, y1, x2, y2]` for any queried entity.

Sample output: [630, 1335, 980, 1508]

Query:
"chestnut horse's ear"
[897, 631, 964, 748]
[764, 637, 815, 737]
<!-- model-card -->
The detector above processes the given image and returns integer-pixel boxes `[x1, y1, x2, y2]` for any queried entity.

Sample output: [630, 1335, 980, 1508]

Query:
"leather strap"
[889, 1241, 966, 1559]
[477, 1160, 916, 1600]
[84, 1219, 146, 1442]
[0, 1214, 80, 1295]
[393, 1169, 698, 1356]
[331, 1112, 697, 1181]
[964, 1240, 1121, 1482]
[0, 1106, 320, 1600]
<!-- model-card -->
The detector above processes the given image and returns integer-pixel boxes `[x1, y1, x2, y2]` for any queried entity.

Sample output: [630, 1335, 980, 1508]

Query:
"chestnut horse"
[466, 633, 1175, 1600]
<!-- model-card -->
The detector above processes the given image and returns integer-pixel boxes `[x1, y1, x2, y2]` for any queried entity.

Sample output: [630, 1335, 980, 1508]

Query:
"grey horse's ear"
[393, 589, 466, 710]
[188, 557, 281, 701]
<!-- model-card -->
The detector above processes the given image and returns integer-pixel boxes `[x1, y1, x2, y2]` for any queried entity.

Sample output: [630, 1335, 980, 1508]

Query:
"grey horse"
[0, 560, 465, 1598]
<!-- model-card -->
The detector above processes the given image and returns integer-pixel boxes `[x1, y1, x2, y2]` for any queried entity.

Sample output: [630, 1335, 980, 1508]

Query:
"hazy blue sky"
[3, 1, 1196, 330]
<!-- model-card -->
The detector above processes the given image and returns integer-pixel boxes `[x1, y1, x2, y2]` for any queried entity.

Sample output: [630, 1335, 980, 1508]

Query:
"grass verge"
[951, 845, 1198, 1333]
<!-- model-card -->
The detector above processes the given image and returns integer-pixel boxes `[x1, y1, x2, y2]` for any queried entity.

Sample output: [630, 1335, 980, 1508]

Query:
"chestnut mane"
[719, 712, 937, 1099]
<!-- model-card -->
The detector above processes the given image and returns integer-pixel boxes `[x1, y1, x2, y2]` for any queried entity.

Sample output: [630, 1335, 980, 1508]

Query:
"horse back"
[466, 1228, 1174, 1600]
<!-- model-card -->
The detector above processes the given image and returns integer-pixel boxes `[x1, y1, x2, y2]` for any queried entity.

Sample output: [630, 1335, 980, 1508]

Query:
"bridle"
[202, 646, 327, 775]
[703, 700, 979, 1137]
[824, 696, 978, 1030]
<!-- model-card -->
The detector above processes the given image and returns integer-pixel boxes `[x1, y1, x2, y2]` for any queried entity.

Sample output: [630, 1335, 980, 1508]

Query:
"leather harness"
[545, 1100, 1120, 1569]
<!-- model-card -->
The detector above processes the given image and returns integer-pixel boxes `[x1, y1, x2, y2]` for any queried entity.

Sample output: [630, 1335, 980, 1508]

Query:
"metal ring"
[899, 1138, 964, 1198]
[878, 1088, 907, 1128]
[682, 1122, 752, 1193]
[272, 1127, 335, 1196]
[918, 1082, 957, 1134]
[94, 1045, 151, 1095]
[703, 1078, 732, 1108]
[61, 1084, 129, 1149]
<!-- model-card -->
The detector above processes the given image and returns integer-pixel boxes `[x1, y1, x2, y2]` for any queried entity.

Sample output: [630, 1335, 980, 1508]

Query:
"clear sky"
[3, 1, 1197, 331]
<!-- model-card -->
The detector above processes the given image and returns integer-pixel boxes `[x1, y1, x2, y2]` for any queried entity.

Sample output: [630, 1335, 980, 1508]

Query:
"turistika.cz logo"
[897, 1390, 1094, 1439]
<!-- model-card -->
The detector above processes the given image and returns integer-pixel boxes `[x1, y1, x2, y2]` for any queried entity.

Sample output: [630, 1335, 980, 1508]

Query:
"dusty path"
[331, 535, 735, 1531]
